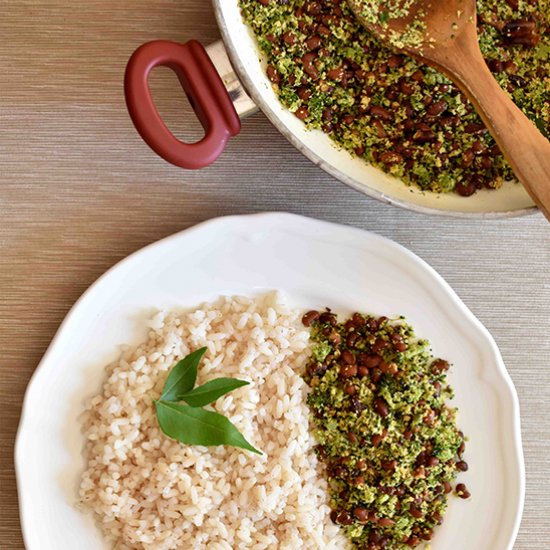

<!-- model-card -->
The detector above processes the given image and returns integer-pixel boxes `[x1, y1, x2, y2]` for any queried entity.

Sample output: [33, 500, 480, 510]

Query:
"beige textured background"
[1, 1, 549, 548]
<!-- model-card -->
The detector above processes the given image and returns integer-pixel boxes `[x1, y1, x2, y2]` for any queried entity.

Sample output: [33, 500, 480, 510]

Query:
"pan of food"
[124, 0, 548, 217]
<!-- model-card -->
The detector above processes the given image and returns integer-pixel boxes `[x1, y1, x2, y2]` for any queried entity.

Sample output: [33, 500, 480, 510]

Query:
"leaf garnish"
[155, 401, 261, 454]
[160, 347, 206, 402]
[155, 349, 261, 455]
[178, 378, 250, 407]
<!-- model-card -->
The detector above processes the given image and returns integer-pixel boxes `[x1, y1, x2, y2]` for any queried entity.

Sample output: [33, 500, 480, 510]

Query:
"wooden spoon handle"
[439, 38, 550, 220]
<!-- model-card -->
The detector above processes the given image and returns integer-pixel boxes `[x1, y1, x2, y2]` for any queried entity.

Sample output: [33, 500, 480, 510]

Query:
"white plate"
[214, 1, 536, 218]
[16, 213, 524, 549]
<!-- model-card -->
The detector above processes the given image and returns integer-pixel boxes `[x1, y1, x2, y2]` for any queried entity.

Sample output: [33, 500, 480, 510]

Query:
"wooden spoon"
[346, 0, 550, 220]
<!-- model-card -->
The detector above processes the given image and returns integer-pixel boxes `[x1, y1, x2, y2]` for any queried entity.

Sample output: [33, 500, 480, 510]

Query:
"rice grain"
[79, 293, 348, 550]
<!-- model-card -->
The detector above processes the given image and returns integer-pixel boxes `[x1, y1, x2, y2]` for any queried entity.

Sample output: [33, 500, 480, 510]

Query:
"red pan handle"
[124, 40, 241, 169]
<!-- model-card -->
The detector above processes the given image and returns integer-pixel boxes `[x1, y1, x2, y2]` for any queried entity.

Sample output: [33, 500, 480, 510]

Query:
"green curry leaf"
[160, 347, 206, 402]
[155, 400, 262, 455]
[178, 378, 250, 407]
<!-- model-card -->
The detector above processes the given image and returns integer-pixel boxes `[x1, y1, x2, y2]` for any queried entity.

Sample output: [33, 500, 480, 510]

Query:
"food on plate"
[302, 310, 468, 548]
[79, 294, 347, 549]
[239, 0, 549, 195]
[79, 293, 467, 549]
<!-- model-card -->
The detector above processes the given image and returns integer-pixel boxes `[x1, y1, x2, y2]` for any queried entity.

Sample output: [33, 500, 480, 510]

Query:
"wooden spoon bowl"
[347, 0, 550, 220]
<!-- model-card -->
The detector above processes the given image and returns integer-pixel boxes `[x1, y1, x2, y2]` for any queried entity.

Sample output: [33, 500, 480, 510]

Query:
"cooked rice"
[79, 292, 348, 549]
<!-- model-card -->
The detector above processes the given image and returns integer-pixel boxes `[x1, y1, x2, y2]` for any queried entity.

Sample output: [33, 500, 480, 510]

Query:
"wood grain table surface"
[1, 1, 549, 548]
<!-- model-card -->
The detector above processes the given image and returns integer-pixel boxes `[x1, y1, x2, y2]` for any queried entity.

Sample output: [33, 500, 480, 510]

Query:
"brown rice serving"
[79, 292, 349, 549]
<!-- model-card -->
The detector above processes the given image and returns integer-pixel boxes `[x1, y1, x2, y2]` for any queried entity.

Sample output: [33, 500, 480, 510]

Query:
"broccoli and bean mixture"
[239, 0, 549, 195]
[302, 310, 469, 549]
[349, 0, 428, 52]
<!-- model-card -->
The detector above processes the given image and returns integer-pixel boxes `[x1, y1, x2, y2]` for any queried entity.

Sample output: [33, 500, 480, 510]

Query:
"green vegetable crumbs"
[239, 0, 549, 195]
[353, 0, 416, 26]
[302, 310, 467, 549]
[350, 0, 427, 51]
